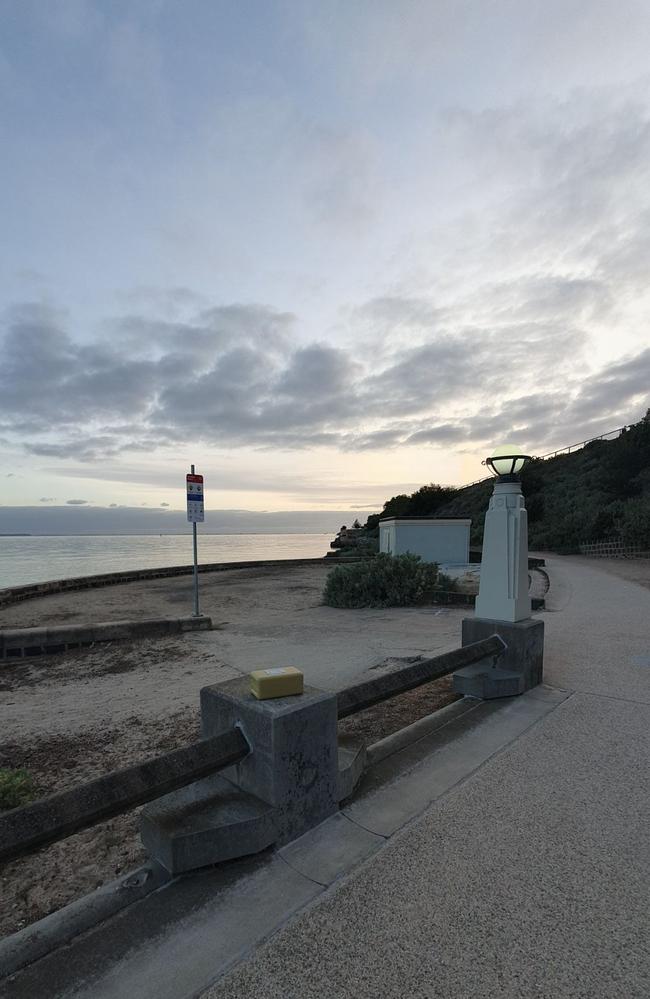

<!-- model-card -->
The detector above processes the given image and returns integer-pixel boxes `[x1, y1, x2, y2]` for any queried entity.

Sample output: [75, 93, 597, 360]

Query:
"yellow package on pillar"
[250, 666, 304, 700]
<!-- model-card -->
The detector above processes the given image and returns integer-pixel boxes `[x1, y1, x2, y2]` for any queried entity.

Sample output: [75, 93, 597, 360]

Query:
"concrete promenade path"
[205, 555, 650, 998]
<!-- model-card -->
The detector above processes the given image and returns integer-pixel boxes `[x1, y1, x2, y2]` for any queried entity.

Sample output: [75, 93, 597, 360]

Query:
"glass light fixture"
[484, 443, 532, 478]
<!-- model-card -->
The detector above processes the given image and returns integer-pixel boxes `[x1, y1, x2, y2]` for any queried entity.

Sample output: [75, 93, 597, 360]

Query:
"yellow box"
[250, 667, 304, 700]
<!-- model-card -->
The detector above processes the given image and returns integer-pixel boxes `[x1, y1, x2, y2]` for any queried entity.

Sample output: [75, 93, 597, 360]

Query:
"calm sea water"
[0, 534, 332, 589]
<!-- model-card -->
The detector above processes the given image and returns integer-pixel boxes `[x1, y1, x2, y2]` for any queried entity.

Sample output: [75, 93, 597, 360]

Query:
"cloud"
[39, 497, 54, 502]
[3, 87, 650, 463]
[66, 498, 88, 505]
[160, 502, 169, 507]
[0, 288, 647, 463]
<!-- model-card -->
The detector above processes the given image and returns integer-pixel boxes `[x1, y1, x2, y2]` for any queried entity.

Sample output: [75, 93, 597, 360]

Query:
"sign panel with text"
[186, 473, 204, 523]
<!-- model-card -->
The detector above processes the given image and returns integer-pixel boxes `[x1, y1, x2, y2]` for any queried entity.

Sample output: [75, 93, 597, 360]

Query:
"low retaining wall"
[0, 615, 212, 660]
[0, 557, 340, 610]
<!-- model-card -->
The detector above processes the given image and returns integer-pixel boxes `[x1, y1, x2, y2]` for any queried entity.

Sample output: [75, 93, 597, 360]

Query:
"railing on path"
[538, 425, 631, 459]
[579, 539, 650, 559]
[460, 423, 633, 490]
[0, 728, 249, 864]
[336, 636, 504, 718]
[1, 638, 507, 866]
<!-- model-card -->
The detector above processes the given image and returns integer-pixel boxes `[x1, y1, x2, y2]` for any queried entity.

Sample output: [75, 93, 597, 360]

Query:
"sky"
[1, 0, 650, 527]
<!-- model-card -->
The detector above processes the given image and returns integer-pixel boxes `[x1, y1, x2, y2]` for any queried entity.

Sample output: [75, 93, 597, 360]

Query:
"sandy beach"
[0, 561, 465, 936]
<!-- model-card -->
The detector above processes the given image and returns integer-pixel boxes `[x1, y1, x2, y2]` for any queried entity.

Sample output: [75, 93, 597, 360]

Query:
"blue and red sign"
[186, 473, 204, 523]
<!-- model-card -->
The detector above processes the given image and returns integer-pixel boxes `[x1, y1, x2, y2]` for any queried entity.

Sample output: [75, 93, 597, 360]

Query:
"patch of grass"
[0, 768, 36, 810]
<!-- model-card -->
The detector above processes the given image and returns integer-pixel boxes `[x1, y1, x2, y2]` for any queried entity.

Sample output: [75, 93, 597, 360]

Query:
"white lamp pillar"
[454, 443, 543, 699]
[474, 478, 531, 623]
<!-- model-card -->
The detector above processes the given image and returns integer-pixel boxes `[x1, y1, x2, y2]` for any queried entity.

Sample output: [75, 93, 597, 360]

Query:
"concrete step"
[337, 738, 366, 801]
[140, 739, 367, 876]
[140, 774, 276, 875]
[451, 663, 525, 698]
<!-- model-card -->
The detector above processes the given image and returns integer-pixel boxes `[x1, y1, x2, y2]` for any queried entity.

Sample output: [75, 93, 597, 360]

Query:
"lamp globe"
[485, 444, 531, 478]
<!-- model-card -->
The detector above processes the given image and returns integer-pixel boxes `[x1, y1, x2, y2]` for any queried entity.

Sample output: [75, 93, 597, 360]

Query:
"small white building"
[379, 517, 471, 565]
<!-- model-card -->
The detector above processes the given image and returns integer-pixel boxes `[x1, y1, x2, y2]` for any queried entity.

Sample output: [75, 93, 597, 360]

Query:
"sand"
[0, 562, 465, 937]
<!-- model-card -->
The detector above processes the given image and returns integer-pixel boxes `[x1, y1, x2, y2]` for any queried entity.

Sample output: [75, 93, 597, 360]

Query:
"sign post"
[186, 465, 204, 617]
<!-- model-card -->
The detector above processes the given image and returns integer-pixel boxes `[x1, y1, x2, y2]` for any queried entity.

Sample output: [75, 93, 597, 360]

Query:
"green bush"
[617, 498, 650, 546]
[323, 552, 439, 608]
[356, 537, 379, 555]
[436, 572, 457, 592]
[0, 768, 35, 810]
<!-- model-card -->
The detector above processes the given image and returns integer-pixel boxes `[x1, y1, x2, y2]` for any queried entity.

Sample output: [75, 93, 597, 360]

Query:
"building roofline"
[379, 517, 471, 525]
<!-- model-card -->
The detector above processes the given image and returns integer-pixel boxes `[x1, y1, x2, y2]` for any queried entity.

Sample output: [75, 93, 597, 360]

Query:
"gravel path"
[575, 554, 650, 591]
[205, 555, 650, 999]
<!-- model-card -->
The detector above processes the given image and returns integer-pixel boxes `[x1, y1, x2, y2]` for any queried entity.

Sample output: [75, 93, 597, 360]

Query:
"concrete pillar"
[475, 479, 531, 623]
[453, 616, 544, 698]
[453, 474, 544, 699]
[201, 677, 339, 845]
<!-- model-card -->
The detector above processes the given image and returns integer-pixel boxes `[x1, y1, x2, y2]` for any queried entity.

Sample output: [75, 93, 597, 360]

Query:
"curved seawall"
[0, 557, 339, 610]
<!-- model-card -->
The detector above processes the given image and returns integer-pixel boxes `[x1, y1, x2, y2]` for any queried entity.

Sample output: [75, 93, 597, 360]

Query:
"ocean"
[0, 534, 332, 590]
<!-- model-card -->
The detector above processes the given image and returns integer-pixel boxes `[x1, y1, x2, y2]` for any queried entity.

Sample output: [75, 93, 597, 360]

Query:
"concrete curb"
[0, 615, 212, 660]
[0, 558, 347, 610]
[0, 861, 171, 980]
[366, 697, 480, 766]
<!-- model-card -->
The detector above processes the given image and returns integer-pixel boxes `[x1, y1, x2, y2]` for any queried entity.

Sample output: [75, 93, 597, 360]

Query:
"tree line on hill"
[365, 410, 650, 554]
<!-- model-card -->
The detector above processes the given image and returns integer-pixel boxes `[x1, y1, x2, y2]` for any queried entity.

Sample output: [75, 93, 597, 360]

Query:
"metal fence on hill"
[459, 423, 632, 491]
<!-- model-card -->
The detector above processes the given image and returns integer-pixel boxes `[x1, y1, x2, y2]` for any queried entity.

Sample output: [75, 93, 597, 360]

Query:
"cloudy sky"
[2, 0, 650, 520]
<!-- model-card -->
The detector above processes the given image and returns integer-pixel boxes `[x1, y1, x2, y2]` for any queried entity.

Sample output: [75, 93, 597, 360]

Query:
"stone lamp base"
[453, 616, 544, 699]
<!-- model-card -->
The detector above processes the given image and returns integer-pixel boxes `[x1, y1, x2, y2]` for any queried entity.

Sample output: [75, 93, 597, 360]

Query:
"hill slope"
[368, 411, 650, 553]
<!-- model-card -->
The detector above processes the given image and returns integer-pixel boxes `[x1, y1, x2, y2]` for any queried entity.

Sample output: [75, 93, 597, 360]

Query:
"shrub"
[0, 768, 35, 810]
[323, 552, 439, 608]
[617, 498, 650, 546]
[435, 572, 457, 592]
[356, 537, 379, 555]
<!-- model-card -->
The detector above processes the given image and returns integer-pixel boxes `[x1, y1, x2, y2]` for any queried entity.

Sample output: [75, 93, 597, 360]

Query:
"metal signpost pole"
[186, 464, 204, 617]
[192, 523, 199, 616]
[192, 500, 199, 619]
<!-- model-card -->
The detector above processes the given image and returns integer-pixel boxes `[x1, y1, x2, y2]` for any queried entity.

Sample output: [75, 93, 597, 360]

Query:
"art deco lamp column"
[453, 444, 544, 699]
[475, 445, 531, 622]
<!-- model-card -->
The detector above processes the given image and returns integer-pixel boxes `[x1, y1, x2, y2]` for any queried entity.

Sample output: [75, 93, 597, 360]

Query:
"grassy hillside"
[367, 411, 650, 553]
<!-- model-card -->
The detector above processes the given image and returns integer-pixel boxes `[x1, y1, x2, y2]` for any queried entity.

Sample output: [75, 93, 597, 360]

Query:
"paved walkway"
[204, 555, 650, 998]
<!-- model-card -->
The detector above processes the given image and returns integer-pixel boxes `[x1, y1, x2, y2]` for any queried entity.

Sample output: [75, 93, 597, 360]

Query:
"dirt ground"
[0, 563, 464, 938]
[0, 708, 199, 938]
